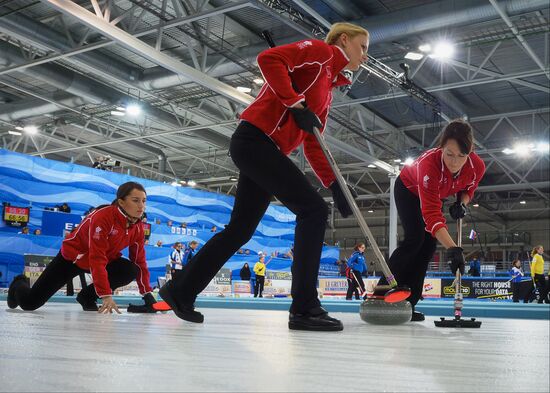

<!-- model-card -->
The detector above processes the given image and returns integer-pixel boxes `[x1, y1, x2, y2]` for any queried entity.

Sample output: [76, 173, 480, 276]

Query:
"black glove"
[142, 292, 157, 306]
[447, 247, 465, 275]
[449, 201, 467, 220]
[288, 103, 322, 134]
[330, 181, 358, 218]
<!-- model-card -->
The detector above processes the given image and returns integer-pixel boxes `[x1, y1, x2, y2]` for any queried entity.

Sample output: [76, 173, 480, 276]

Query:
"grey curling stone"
[360, 298, 412, 325]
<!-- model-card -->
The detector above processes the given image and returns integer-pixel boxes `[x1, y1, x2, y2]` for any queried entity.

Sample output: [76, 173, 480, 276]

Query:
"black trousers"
[346, 270, 365, 300]
[173, 122, 328, 314]
[254, 275, 265, 297]
[511, 281, 533, 303]
[13, 252, 138, 310]
[533, 274, 548, 303]
[379, 176, 437, 306]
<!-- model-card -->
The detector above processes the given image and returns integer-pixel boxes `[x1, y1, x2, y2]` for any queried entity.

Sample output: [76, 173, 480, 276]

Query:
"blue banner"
[41, 210, 84, 237]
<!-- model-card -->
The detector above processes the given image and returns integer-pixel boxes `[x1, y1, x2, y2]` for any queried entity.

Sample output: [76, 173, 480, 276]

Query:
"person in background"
[169, 242, 184, 279]
[253, 254, 269, 298]
[469, 257, 481, 276]
[182, 241, 198, 267]
[167, 220, 173, 227]
[58, 203, 71, 213]
[239, 263, 251, 281]
[346, 243, 367, 300]
[18, 227, 30, 235]
[530, 245, 549, 304]
[155, 240, 163, 248]
[33, 229, 42, 236]
[7, 182, 155, 313]
[210, 225, 217, 233]
[509, 259, 530, 303]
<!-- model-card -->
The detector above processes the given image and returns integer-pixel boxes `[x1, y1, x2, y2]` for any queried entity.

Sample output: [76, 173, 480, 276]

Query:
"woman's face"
[358, 245, 366, 253]
[442, 139, 469, 174]
[119, 189, 146, 219]
[259, 256, 265, 263]
[537, 246, 544, 254]
[341, 34, 369, 71]
[244, 263, 249, 268]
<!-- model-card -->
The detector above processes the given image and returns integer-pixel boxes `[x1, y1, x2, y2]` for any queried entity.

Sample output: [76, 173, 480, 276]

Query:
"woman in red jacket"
[7, 182, 155, 314]
[161, 22, 369, 331]
[379, 120, 485, 321]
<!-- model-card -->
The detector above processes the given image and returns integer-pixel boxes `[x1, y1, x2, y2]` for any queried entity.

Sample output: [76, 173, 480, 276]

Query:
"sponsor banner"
[42, 210, 84, 237]
[262, 278, 291, 296]
[202, 268, 232, 296]
[318, 278, 379, 297]
[422, 278, 441, 298]
[440, 278, 512, 299]
[232, 280, 252, 297]
[265, 271, 292, 280]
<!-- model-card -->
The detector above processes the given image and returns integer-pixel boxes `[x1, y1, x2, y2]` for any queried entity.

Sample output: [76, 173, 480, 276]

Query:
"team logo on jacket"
[109, 228, 119, 236]
[297, 40, 312, 49]
[93, 226, 102, 240]
[423, 175, 430, 188]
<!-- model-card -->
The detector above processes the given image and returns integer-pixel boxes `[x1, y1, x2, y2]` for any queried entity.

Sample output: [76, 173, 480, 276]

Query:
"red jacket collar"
[331, 45, 352, 87]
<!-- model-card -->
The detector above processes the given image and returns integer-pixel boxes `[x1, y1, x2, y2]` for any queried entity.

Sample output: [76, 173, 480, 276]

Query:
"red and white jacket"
[61, 205, 152, 297]
[399, 148, 486, 236]
[240, 39, 351, 187]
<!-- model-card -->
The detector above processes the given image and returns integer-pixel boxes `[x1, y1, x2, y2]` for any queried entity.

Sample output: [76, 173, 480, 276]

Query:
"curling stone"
[360, 298, 412, 325]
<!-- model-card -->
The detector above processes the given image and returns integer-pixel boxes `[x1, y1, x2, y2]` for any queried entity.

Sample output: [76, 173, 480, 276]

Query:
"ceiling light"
[404, 52, 423, 60]
[393, 159, 402, 163]
[116, 106, 126, 111]
[404, 157, 414, 165]
[253, 78, 264, 85]
[23, 125, 38, 134]
[472, 203, 479, 207]
[519, 200, 526, 205]
[229, 176, 238, 182]
[535, 142, 549, 153]
[502, 148, 515, 155]
[367, 209, 374, 213]
[430, 41, 454, 59]
[179, 180, 187, 185]
[187, 180, 197, 187]
[170, 181, 181, 187]
[8, 130, 22, 136]
[236, 86, 252, 93]
[15, 126, 24, 131]
[367, 164, 376, 168]
[126, 104, 141, 116]
[514, 143, 531, 157]
[111, 110, 125, 116]
[418, 43, 431, 52]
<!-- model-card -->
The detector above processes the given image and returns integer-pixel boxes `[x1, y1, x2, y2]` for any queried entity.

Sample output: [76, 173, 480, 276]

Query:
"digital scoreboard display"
[3, 206, 30, 226]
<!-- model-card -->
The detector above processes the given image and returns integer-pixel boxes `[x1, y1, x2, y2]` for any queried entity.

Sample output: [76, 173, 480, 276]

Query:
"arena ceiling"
[0, 0, 548, 231]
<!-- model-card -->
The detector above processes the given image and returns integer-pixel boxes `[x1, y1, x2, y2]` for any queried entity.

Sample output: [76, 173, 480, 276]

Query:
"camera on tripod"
[93, 155, 120, 170]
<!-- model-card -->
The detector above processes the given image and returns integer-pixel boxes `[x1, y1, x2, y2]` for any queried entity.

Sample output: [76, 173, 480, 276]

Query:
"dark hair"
[112, 182, 146, 204]
[437, 119, 474, 154]
[354, 242, 365, 251]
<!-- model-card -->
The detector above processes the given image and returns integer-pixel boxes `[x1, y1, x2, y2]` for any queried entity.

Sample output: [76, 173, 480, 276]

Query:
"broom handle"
[312, 126, 398, 287]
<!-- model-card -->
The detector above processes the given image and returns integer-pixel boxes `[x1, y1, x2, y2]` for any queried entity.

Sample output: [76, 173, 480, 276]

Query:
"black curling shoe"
[411, 310, 425, 322]
[7, 274, 29, 309]
[159, 281, 204, 323]
[289, 306, 343, 331]
[76, 291, 99, 312]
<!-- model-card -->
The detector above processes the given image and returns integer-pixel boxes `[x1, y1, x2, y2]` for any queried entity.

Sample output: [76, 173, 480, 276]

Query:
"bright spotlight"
[126, 104, 141, 116]
[404, 52, 423, 60]
[8, 130, 22, 136]
[535, 142, 549, 153]
[472, 203, 479, 207]
[404, 157, 414, 165]
[367, 209, 374, 213]
[514, 143, 531, 157]
[393, 159, 402, 163]
[23, 125, 38, 134]
[187, 180, 197, 187]
[418, 43, 431, 53]
[253, 78, 265, 85]
[519, 200, 526, 205]
[170, 181, 181, 187]
[367, 164, 376, 168]
[430, 41, 454, 59]
[236, 86, 252, 93]
[111, 110, 125, 116]
[502, 148, 515, 155]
